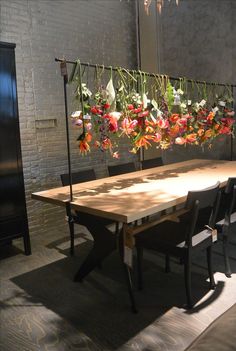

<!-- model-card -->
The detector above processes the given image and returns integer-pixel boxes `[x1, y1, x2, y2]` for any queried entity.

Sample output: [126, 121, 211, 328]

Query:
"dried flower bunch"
[70, 61, 235, 158]
[144, 0, 179, 15]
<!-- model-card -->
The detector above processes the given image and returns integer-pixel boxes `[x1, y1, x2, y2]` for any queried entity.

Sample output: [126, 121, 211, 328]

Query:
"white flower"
[212, 106, 219, 114]
[187, 100, 192, 106]
[83, 114, 91, 120]
[177, 88, 184, 95]
[180, 103, 186, 109]
[109, 111, 122, 120]
[71, 110, 82, 118]
[219, 101, 226, 107]
[199, 99, 206, 107]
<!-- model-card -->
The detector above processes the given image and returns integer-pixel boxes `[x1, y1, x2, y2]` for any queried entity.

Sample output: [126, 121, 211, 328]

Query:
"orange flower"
[78, 140, 90, 154]
[204, 129, 212, 138]
[145, 125, 154, 133]
[207, 111, 215, 121]
[169, 113, 180, 123]
[85, 132, 92, 142]
[186, 133, 197, 143]
[169, 124, 180, 137]
[188, 125, 194, 132]
[197, 128, 204, 136]
[135, 135, 153, 149]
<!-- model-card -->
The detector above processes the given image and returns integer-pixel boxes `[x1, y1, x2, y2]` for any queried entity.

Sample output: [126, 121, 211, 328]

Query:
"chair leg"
[207, 246, 216, 289]
[184, 257, 193, 309]
[222, 235, 232, 278]
[136, 246, 143, 290]
[68, 220, 75, 256]
[165, 254, 171, 273]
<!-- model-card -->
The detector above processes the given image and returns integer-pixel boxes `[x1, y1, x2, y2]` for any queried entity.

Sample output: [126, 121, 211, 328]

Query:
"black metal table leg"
[73, 212, 116, 281]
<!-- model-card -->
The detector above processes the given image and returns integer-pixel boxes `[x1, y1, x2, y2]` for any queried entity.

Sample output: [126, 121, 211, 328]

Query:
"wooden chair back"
[108, 162, 136, 177]
[141, 157, 163, 170]
[60, 169, 96, 186]
[184, 182, 221, 246]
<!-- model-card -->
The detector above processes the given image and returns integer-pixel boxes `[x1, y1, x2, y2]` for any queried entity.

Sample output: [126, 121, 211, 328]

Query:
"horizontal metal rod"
[55, 57, 236, 88]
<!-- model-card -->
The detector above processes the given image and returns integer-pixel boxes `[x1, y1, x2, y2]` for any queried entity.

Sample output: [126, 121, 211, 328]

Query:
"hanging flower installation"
[69, 61, 235, 157]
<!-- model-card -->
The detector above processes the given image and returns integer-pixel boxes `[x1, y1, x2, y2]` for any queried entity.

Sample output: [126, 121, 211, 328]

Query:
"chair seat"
[136, 220, 213, 257]
[216, 211, 236, 226]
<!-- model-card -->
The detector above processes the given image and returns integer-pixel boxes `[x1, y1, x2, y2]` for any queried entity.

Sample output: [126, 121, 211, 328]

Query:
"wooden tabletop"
[32, 159, 236, 223]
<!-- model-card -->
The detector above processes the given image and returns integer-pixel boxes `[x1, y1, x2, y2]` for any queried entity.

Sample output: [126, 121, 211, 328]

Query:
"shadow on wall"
[163, 135, 233, 164]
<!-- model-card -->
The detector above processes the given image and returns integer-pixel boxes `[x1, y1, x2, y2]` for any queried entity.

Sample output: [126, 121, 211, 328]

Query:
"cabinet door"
[0, 43, 30, 253]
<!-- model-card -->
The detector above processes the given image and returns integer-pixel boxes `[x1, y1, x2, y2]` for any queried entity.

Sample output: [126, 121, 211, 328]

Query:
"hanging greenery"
[69, 60, 235, 158]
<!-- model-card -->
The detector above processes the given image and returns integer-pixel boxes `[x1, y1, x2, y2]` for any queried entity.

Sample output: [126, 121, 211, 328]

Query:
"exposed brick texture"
[0, 0, 138, 236]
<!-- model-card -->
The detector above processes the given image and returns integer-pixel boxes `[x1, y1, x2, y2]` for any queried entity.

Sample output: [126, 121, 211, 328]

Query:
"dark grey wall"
[138, 0, 236, 163]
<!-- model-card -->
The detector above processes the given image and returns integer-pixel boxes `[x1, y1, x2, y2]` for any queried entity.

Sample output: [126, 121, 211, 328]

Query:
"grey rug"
[1, 224, 236, 351]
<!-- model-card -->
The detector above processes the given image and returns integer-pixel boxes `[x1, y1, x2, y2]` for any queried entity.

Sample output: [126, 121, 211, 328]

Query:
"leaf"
[166, 81, 174, 112]
[69, 61, 79, 83]
[106, 78, 116, 111]
[142, 93, 148, 108]
[151, 99, 158, 110]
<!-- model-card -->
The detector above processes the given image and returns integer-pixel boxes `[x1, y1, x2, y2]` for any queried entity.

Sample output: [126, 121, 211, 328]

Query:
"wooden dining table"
[32, 159, 236, 311]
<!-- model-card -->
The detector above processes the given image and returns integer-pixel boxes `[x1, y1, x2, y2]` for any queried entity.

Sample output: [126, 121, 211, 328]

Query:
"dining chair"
[215, 177, 236, 277]
[135, 182, 221, 308]
[60, 169, 96, 186]
[141, 157, 163, 170]
[108, 162, 136, 176]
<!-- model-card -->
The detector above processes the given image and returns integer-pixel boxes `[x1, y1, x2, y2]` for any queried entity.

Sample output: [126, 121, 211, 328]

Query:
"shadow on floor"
[10, 238, 225, 350]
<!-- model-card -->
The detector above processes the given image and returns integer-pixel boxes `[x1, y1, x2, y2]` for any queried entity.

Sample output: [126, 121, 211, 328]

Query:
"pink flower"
[157, 118, 169, 129]
[112, 151, 119, 159]
[85, 122, 92, 131]
[74, 119, 83, 127]
[153, 133, 161, 143]
[121, 118, 138, 134]
[178, 118, 188, 127]
[138, 110, 149, 118]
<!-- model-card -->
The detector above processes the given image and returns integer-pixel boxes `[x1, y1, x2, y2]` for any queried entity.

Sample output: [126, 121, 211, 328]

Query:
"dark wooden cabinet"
[0, 41, 31, 254]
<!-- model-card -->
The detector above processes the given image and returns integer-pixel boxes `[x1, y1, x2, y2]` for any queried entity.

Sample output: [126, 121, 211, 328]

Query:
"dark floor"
[1, 222, 236, 351]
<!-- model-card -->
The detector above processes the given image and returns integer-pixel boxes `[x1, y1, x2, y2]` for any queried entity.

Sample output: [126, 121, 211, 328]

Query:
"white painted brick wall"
[0, 0, 138, 237]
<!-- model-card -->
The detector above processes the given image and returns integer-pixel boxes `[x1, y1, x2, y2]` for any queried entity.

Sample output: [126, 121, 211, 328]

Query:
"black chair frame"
[135, 182, 221, 308]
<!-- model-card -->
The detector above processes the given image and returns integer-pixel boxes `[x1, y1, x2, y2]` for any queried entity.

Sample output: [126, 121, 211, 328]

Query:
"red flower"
[128, 104, 134, 110]
[133, 106, 142, 114]
[103, 103, 110, 110]
[90, 106, 98, 114]
[169, 114, 180, 123]
[138, 110, 149, 118]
